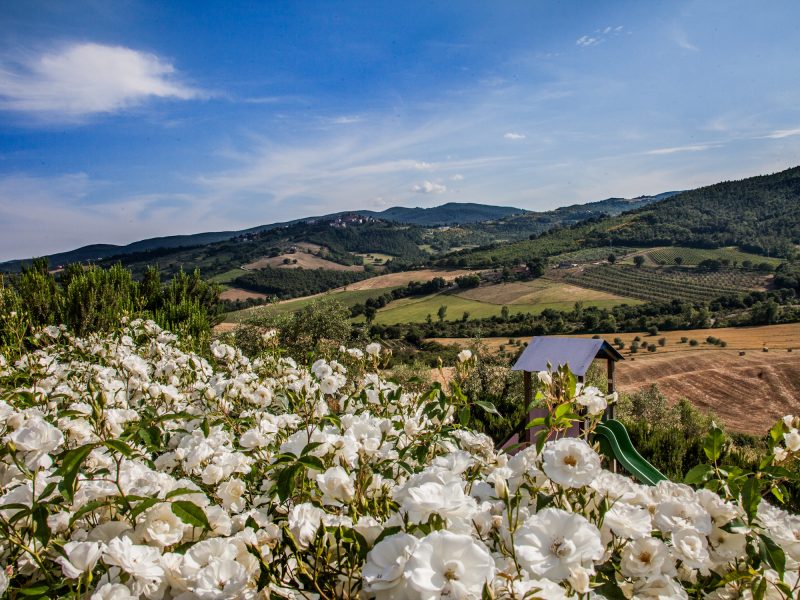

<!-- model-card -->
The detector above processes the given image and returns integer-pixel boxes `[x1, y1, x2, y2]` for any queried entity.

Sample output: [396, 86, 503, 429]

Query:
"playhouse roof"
[511, 336, 623, 376]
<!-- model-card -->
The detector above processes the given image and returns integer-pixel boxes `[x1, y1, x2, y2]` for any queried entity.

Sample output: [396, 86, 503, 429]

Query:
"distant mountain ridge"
[0, 194, 676, 271]
[356, 202, 526, 225]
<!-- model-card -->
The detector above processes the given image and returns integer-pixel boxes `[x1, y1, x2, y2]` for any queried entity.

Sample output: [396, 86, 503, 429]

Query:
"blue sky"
[2, 1, 800, 261]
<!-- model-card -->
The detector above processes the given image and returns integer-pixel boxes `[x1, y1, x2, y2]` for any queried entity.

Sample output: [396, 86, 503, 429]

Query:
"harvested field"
[242, 253, 363, 272]
[344, 269, 478, 290]
[430, 323, 800, 434]
[615, 350, 800, 434]
[219, 287, 268, 301]
[454, 278, 638, 306]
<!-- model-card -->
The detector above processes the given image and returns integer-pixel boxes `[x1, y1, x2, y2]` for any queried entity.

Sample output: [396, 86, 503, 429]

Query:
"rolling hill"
[441, 166, 800, 268]
[0, 193, 672, 272]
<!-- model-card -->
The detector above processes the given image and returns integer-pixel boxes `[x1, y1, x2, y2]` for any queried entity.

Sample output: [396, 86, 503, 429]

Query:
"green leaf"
[703, 426, 725, 462]
[70, 498, 112, 525]
[473, 400, 499, 415]
[32, 504, 50, 547]
[373, 526, 402, 546]
[752, 575, 767, 600]
[276, 464, 299, 501]
[129, 497, 160, 520]
[525, 417, 545, 429]
[165, 487, 200, 499]
[684, 463, 714, 485]
[104, 439, 134, 458]
[458, 406, 471, 426]
[57, 443, 96, 502]
[297, 455, 324, 471]
[554, 402, 572, 420]
[769, 419, 785, 444]
[594, 580, 628, 600]
[741, 477, 762, 524]
[300, 442, 324, 456]
[758, 533, 786, 578]
[18, 585, 51, 596]
[536, 492, 554, 511]
[171, 500, 210, 530]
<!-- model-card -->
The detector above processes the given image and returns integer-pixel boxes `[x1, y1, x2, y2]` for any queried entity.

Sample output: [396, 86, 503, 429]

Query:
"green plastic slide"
[591, 419, 668, 486]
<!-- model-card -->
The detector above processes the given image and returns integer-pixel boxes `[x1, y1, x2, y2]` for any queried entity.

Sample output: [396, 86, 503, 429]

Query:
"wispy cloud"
[0, 173, 188, 259]
[576, 36, 600, 47]
[762, 127, 800, 139]
[411, 180, 447, 194]
[0, 42, 203, 120]
[504, 132, 526, 140]
[672, 29, 699, 51]
[645, 143, 721, 155]
[576, 25, 625, 47]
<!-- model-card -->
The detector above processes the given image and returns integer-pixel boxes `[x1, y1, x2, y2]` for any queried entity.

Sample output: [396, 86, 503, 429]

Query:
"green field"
[552, 246, 643, 263]
[366, 292, 638, 325]
[641, 246, 782, 267]
[210, 268, 246, 284]
[225, 287, 401, 322]
[355, 252, 395, 266]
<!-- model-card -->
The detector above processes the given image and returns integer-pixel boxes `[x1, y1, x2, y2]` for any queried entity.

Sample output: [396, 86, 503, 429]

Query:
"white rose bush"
[0, 321, 799, 598]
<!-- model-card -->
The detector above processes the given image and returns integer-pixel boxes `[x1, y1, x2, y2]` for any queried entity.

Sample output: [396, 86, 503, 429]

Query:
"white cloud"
[451, 174, 464, 181]
[504, 132, 526, 140]
[411, 180, 447, 194]
[576, 36, 599, 47]
[0, 42, 202, 119]
[329, 115, 362, 124]
[672, 30, 699, 51]
[763, 128, 800, 139]
[645, 143, 720, 155]
[577, 25, 625, 47]
[0, 172, 213, 261]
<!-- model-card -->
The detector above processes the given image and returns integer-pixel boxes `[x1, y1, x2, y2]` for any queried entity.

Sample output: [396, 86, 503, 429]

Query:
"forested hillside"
[442, 166, 800, 267]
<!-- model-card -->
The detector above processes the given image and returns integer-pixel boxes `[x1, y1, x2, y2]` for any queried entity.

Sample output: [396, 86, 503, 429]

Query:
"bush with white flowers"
[1, 320, 799, 598]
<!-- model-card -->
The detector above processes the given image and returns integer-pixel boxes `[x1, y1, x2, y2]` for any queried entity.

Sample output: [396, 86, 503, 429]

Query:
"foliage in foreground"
[0, 261, 221, 356]
[1, 323, 800, 598]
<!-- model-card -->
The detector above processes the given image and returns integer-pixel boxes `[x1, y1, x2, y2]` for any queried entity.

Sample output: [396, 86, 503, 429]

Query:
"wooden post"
[523, 371, 533, 446]
[605, 358, 616, 421]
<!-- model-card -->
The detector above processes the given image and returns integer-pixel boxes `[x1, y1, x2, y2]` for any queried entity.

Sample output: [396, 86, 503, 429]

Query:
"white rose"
[575, 386, 607, 416]
[401, 480, 478, 525]
[366, 342, 382, 357]
[404, 531, 495, 599]
[671, 528, 710, 569]
[514, 508, 603, 581]
[192, 559, 249, 599]
[7, 416, 64, 469]
[288, 503, 324, 548]
[541, 438, 601, 488]
[56, 541, 105, 579]
[217, 479, 247, 513]
[603, 502, 652, 540]
[90, 583, 138, 600]
[784, 428, 800, 452]
[620, 536, 675, 579]
[363, 533, 419, 598]
[653, 500, 712, 535]
[103, 536, 164, 580]
[316, 466, 356, 505]
[457, 349, 473, 363]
